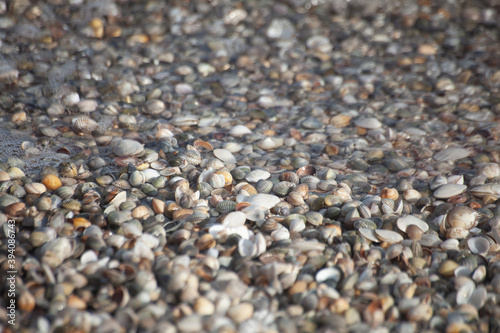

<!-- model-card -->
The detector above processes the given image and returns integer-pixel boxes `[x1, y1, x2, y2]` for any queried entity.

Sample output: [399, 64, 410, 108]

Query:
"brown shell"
[193, 139, 213, 152]
[197, 234, 216, 251]
[297, 165, 316, 177]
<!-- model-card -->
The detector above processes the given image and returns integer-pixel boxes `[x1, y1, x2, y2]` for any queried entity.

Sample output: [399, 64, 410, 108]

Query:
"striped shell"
[209, 173, 226, 189]
[25, 182, 47, 195]
[180, 150, 202, 166]
[438, 260, 459, 277]
[216, 200, 237, 213]
[280, 172, 299, 184]
[187, 211, 210, 224]
[446, 206, 479, 230]
[239, 184, 258, 196]
[72, 117, 100, 133]
[255, 180, 273, 194]
[304, 211, 323, 226]
[193, 139, 213, 152]
[197, 233, 216, 251]
[62, 199, 82, 211]
[55, 186, 75, 199]
[273, 181, 295, 197]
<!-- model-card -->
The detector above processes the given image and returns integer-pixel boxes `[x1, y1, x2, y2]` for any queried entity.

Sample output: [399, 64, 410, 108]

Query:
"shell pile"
[1, 0, 500, 332]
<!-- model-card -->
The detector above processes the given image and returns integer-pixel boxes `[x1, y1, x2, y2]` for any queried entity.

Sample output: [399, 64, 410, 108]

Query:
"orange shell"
[42, 174, 62, 190]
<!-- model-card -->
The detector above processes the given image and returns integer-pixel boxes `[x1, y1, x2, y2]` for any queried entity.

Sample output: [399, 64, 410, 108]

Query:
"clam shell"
[0, 194, 21, 209]
[434, 148, 470, 162]
[374, 229, 403, 243]
[446, 206, 479, 230]
[113, 139, 144, 157]
[229, 125, 252, 137]
[129, 170, 146, 187]
[197, 234, 215, 251]
[255, 180, 273, 194]
[438, 260, 459, 277]
[245, 169, 271, 183]
[213, 148, 236, 164]
[181, 150, 202, 166]
[25, 182, 47, 195]
[209, 173, 226, 189]
[467, 237, 490, 255]
[433, 184, 467, 199]
[397, 215, 429, 233]
[143, 99, 165, 115]
[304, 211, 323, 226]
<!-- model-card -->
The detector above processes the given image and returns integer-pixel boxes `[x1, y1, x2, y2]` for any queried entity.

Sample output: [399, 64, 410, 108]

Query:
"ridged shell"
[280, 172, 299, 184]
[251, 180, 271, 195]
[197, 234, 215, 251]
[25, 182, 47, 195]
[181, 150, 202, 166]
[216, 200, 237, 213]
[287, 192, 305, 206]
[446, 206, 479, 230]
[193, 139, 213, 152]
[209, 173, 226, 189]
[205, 158, 225, 170]
[187, 211, 210, 224]
[62, 199, 82, 211]
[239, 184, 258, 196]
[214, 170, 233, 186]
[7, 167, 25, 179]
[438, 260, 459, 277]
[72, 117, 100, 133]
[304, 211, 323, 226]
[261, 218, 278, 233]
[273, 181, 295, 197]
[42, 174, 62, 190]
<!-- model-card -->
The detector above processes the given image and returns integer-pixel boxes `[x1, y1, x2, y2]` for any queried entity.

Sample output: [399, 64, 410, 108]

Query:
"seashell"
[320, 225, 341, 244]
[456, 280, 475, 305]
[193, 139, 213, 152]
[446, 206, 479, 230]
[205, 158, 225, 170]
[245, 169, 271, 183]
[433, 184, 467, 199]
[397, 215, 430, 233]
[316, 179, 337, 192]
[142, 168, 160, 182]
[469, 184, 500, 197]
[438, 260, 459, 277]
[434, 148, 470, 162]
[406, 225, 424, 241]
[25, 182, 47, 195]
[273, 181, 295, 197]
[223, 142, 243, 153]
[188, 211, 210, 224]
[289, 219, 306, 233]
[197, 234, 216, 251]
[359, 228, 380, 242]
[0, 171, 10, 181]
[0, 194, 21, 209]
[143, 99, 165, 115]
[214, 170, 233, 186]
[429, 175, 447, 190]
[255, 179, 273, 194]
[374, 229, 403, 243]
[354, 117, 382, 129]
[5, 202, 26, 216]
[72, 217, 91, 229]
[446, 227, 469, 240]
[113, 139, 144, 157]
[62, 199, 82, 211]
[304, 211, 323, 226]
[297, 165, 316, 177]
[229, 124, 252, 137]
[7, 167, 25, 180]
[238, 183, 258, 196]
[181, 150, 202, 166]
[35, 196, 52, 211]
[467, 237, 490, 255]
[280, 172, 299, 184]
[287, 191, 305, 206]
[261, 218, 278, 233]
[132, 205, 150, 220]
[59, 162, 78, 178]
[257, 137, 283, 150]
[316, 267, 341, 284]
[72, 117, 100, 133]
[216, 200, 237, 214]
[213, 148, 236, 164]
[55, 186, 74, 199]
[42, 174, 62, 190]
[209, 172, 226, 189]
[271, 228, 290, 241]
[129, 170, 146, 187]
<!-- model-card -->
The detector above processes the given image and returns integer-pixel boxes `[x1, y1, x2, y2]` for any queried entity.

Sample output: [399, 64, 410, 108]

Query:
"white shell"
[375, 229, 404, 243]
[316, 267, 341, 283]
[469, 286, 487, 309]
[221, 211, 246, 228]
[213, 148, 236, 164]
[229, 125, 252, 137]
[358, 228, 379, 243]
[433, 184, 467, 199]
[456, 280, 475, 305]
[467, 237, 490, 255]
[354, 117, 382, 129]
[434, 148, 470, 162]
[245, 194, 281, 209]
[397, 215, 430, 233]
[289, 219, 306, 232]
[271, 228, 290, 241]
[245, 169, 271, 183]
